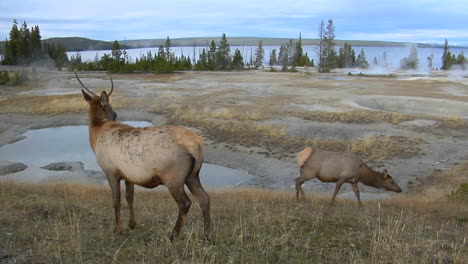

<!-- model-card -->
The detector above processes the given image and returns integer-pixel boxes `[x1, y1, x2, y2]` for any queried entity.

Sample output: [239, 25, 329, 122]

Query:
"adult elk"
[75, 72, 211, 240]
[295, 147, 401, 206]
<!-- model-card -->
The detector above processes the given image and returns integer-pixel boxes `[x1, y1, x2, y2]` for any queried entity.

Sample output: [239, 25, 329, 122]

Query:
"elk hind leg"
[295, 169, 316, 202]
[168, 185, 192, 241]
[186, 170, 211, 240]
[125, 180, 137, 229]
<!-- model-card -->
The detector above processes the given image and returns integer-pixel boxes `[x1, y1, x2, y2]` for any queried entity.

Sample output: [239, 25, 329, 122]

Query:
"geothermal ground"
[0, 69, 467, 200]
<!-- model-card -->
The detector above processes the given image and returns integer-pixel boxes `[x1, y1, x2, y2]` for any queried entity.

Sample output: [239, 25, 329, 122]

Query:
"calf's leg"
[351, 182, 363, 207]
[294, 176, 306, 201]
[330, 178, 348, 206]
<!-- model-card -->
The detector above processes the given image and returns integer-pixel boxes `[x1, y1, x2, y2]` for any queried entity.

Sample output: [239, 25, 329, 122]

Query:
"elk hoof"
[129, 220, 137, 229]
[114, 226, 124, 234]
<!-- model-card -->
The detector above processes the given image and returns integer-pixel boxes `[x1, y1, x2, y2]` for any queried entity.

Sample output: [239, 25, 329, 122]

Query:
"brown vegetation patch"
[167, 108, 424, 160]
[0, 94, 132, 114]
[285, 109, 414, 125]
[434, 117, 468, 129]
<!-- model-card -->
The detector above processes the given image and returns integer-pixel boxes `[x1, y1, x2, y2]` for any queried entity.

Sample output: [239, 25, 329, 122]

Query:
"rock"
[0, 161, 28, 176]
[40, 161, 84, 171]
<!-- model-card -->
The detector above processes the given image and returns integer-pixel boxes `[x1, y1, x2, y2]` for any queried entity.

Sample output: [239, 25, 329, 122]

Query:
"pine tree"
[278, 44, 288, 71]
[19, 21, 31, 65]
[441, 39, 452, 70]
[269, 49, 278, 66]
[317, 20, 325, 72]
[337, 43, 355, 68]
[195, 49, 208, 71]
[165, 36, 172, 62]
[400, 46, 419, 70]
[232, 48, 244, 70]
[254, 40, 264, 68]
[356, 48, 369, 69]
[320, 19, 337, 72]
[217, 33, 231, 70]
[30, 25, 42, 62]
[207, 40, 217, 70]
[6, 20, 21, 65]
[293, 33, 303, 66]
[299, 52, 311, 67]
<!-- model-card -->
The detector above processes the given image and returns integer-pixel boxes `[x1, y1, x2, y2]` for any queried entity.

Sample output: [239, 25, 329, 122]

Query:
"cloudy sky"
[1, 0, 467, 45]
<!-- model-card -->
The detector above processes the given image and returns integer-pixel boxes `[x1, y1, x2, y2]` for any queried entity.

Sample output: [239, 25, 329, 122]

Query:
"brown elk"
[295, 147, 401, 206]
[75, 72, 211, 240]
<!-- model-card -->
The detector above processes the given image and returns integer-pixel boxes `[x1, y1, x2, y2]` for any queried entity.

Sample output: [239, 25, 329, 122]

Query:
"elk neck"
[87, 103, 112, 153]
[358, 164, 384, 188]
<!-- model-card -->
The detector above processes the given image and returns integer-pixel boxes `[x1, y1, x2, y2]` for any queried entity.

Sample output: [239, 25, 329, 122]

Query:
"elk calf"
[295, 147, 401, 206]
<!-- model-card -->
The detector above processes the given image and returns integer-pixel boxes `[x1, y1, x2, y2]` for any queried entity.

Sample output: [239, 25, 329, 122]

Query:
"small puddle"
[318, 76, 351, 81]
[0, 122, 253, 187]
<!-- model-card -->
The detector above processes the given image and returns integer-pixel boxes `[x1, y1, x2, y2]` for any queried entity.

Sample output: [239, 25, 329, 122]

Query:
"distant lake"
[67, 45, 467, 72]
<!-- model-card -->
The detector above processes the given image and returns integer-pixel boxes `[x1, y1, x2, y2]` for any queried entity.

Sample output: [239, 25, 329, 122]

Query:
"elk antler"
[108, 72, 114, 97]
[75, 71, 98, 97]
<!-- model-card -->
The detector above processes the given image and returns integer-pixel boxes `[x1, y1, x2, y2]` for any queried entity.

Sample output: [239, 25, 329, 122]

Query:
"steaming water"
[67, 45, 467, 72]
[0, 121, 253, 187]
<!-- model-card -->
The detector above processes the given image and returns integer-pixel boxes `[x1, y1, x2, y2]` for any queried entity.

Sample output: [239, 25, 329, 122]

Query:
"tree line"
[1, 19, 466, 74]
[1, 20, 69, 69]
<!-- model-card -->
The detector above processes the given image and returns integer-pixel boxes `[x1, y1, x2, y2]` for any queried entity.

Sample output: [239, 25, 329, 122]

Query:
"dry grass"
[167, 108, 424, 160]
[0, 94, 132, 114]
[285, 109, 413, 125]
[408, 162, 468, 200]
[435, 117, 468, 129]
[0, 181, 466, 263]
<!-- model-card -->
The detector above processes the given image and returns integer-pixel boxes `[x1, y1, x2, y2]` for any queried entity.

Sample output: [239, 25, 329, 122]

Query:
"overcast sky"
[1, 0, 467, 45]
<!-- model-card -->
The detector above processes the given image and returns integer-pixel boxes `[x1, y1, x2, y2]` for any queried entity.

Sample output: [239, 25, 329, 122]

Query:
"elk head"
[380, 169, 402, 193]
[75, 71, 117, 123]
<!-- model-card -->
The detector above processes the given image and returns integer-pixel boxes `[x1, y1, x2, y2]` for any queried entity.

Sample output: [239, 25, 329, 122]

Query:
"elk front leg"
[351, 182, 363, 207]
[108, 177, 123, 233]
[125, 181, 136, 229]
[330, 178, 348, 206]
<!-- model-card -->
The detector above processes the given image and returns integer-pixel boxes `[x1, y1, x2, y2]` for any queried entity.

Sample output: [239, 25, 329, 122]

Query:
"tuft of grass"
[435, 117, 468, 129]
[286, 109, 412, 125]
[448, 184, 468, 204]
[0, 181, 466, 263]
[350, 135, 425, 161]
[196, 106, 267, 121]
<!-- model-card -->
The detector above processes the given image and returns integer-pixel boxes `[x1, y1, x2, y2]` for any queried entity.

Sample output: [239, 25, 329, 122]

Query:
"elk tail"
[189, 140, 204, 179]
[297, 147, 313, 168]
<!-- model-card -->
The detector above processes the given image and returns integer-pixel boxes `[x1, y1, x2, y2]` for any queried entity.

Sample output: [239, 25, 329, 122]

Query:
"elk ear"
[100, 91, 109, 103]
[82, 89, 93, 103]
[383, 169, 389, 178]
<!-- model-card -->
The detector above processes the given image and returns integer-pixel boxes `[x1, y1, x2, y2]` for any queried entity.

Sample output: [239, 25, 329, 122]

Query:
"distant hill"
[0, 36, 448, 53]
[42, 37, 131, 51]
[121, 37, 443, 48]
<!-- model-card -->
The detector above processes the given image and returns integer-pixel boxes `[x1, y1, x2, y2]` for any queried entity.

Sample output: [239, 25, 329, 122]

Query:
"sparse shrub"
[448, 183, 468, 203]
[0, 71, 10, 85]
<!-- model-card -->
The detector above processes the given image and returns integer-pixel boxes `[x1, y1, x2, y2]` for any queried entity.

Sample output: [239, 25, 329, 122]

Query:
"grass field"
[0, 175, 466, 263]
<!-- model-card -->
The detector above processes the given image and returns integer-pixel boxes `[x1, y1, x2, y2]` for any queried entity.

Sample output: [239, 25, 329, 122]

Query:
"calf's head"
[380, 169, 402, 193]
